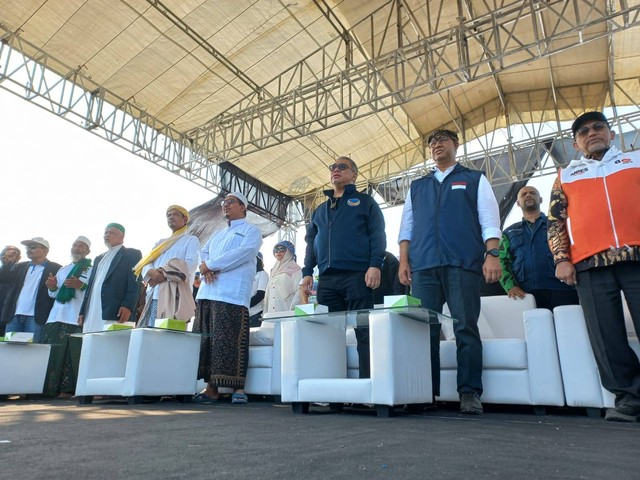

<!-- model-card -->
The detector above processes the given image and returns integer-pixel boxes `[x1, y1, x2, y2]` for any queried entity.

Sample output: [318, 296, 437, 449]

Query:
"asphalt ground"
[0, 396, 637, 480]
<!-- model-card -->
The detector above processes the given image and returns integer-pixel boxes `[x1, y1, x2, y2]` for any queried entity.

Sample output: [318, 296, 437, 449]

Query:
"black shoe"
[459, 392, 483, 415]
[605, 405, 640, 422]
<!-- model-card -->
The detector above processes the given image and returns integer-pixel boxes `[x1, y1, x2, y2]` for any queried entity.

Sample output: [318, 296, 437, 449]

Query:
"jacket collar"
[568, 145, 620, 167]
[323, 183, 357, 198]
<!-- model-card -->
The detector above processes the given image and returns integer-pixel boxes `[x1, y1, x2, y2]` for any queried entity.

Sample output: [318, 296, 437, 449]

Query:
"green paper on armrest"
[383, 295, 421, 308]
[154, 318, 187, 331]
[294, 304, 329, 316]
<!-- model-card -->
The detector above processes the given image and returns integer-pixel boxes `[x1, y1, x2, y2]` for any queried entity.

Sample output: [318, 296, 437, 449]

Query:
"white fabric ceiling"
[2, 0, 639, 197]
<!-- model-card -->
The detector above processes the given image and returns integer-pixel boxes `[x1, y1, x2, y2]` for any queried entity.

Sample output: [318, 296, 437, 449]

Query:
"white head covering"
[228, 191, 248, 206]
[75, 236, 92, 248]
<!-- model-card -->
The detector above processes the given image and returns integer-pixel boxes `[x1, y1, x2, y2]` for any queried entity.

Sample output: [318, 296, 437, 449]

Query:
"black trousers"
[317, 270, 373, 378]
[576, 262, 640, 409]
[530, 289, 579, 311]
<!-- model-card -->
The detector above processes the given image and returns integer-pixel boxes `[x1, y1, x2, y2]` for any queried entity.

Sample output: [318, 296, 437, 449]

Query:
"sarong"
[193, 300, 249, 389]
[42, 322, 82, 397]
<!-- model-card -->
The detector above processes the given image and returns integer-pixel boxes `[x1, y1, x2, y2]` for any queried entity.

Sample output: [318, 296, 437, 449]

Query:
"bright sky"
[1, 88, 555, 272]
[0, 89, 216, 266]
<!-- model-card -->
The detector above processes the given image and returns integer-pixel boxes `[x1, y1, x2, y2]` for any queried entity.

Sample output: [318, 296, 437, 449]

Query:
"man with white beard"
[79, 223, 142, 332]
[42, 236, 92, 397]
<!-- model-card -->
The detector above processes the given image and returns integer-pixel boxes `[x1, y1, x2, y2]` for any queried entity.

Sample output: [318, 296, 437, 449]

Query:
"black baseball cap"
[571, 111, 609, 137]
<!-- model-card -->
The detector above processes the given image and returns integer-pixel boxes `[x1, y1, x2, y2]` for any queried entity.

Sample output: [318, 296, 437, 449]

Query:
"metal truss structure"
[190, 0, 640, 161]
[0, 28, 290, 225]
[294, 107, 640, 224]
[3, 0, 640, 231]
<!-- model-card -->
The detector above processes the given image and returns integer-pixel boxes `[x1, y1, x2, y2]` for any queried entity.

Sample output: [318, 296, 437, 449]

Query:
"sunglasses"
[220, 198, 238, 207]
[328, 163, 351, 172]
[428, 135, 455, 148]
[575, 121, 608, 138]
[273, 246, 287, 253]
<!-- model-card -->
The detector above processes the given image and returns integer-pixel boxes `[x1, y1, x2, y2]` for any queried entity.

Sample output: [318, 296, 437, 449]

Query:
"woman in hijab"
[263, 241, 302, 313]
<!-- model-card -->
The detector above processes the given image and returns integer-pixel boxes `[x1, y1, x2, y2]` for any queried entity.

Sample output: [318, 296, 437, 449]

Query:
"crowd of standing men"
[1, 111, 638, 421]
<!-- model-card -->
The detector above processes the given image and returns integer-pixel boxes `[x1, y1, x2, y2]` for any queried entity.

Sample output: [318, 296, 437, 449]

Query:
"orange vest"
[559, 147, 640, 263]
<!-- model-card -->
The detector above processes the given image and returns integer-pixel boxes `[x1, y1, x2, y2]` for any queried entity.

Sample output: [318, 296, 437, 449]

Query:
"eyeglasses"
[220, 198, 238, 207]
[26, 245, 44, 250]
[428, 135, 454, 148]
[328, 163, 351, 172]
[575, 121, 608, 138]
[273, 246, 287, 253]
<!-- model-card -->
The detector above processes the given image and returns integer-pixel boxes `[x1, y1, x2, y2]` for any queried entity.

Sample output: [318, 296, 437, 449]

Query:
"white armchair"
[0, 343, 51, 395]
[553, 298, 639, 415]
[280, 310, 434, 417]
[243, 321, 283, 397]
[75, 328, 201, 404]
[439, 295, 565, 410]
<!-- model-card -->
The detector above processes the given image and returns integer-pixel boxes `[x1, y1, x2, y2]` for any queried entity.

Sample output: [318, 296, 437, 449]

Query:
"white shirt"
[398, 164, 502, 243]
[47, 261, 92, 325]
[248, 270, 269, 316]
[196, 219, 262, 308]
[83, 245, 123, 333]
[142, 235, 200, 301]
[15, 263, 45, 316]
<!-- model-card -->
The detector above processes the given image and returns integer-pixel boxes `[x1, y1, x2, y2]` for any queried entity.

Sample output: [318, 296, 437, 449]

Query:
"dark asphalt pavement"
[0, 397, 637, 479]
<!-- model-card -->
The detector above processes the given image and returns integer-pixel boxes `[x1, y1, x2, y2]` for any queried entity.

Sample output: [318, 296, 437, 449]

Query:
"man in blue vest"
[499, 186, 579, 310]
[398, 129, 502, 415]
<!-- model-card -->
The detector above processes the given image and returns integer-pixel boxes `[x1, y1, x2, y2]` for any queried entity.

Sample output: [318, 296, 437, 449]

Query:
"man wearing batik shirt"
[548, 111, 640, 423]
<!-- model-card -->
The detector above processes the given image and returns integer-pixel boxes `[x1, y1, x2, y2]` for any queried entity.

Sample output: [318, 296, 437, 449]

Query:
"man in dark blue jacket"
[499, 186, 579, 310]
[398, 129, 502, 415]
[302, 156, 386, 378]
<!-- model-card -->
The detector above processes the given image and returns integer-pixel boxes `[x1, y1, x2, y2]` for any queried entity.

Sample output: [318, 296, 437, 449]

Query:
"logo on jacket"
[615, 158, 633, 164]
[347, 198, 361, 207]
[570, 167, 588, 177]
[451, 181, 467, 190]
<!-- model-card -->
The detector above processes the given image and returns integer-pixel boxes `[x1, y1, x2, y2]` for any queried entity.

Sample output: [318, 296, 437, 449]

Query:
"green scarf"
[55, 258, 92, 304]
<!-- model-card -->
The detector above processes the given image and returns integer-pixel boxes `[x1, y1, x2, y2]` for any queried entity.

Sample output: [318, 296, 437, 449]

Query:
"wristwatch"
[484, 248, 500, 260]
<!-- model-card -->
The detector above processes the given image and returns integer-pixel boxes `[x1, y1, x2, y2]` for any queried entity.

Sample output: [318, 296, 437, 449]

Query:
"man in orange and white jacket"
[547, 111, 640, 422]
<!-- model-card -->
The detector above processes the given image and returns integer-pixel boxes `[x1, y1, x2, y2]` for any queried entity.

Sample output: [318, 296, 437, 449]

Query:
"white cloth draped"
[83, 245, 122, 333]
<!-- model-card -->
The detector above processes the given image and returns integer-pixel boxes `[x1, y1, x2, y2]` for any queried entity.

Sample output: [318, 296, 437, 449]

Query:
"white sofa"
[243, 321, 283, 397]
[0, 342, 51, 395]
[239, 315, 357, 398]
[75, 328, 201, 404]
[438, 295, 565, 410]
[553, 298, 639, 414]
[280, 309, 434, 417]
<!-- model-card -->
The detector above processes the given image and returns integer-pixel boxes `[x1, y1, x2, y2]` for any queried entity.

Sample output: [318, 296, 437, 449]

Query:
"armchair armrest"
[123, 329, 200, 396]
[523, 308, 564, 406]
[76, 331, 131, 395]
[370, 312, 432, 405]
[553, 305, 610, 408]
[280, 320, 347, 402]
